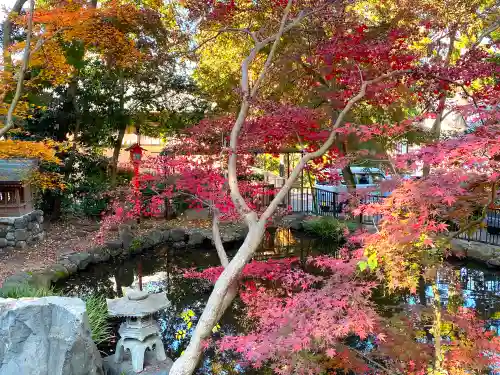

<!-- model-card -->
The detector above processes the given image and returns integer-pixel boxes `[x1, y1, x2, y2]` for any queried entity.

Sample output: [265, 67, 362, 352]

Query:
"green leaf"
[367, 253, 378, 270]
[358, 261, 368, 272]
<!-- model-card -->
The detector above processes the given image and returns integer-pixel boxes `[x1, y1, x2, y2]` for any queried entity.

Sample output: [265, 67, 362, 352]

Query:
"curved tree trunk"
[0, 0, 34, 137]
[169, 222, 266, 375]
[2, 0, 28, 72]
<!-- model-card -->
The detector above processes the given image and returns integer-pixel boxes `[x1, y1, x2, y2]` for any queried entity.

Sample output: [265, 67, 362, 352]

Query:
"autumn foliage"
[2, 0, 499, 374]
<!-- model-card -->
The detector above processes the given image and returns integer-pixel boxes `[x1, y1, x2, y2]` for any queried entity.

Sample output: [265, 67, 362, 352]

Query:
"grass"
[303, 217, 353, 241]
[84, 294, 113, 345]
[0, 283, 60, 298]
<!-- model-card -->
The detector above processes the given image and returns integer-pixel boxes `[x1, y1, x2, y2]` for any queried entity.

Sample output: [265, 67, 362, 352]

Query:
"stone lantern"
[106, 288, 170, 373]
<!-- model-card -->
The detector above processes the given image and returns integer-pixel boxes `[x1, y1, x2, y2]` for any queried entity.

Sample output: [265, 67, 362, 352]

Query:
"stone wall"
[0, 210, 45, 251]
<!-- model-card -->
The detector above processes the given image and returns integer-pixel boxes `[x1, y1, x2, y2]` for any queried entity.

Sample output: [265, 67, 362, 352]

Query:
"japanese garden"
[0, 0, 499, 374]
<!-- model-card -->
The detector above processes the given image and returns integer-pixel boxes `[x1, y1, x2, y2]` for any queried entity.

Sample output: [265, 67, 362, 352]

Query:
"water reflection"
[57, 229, 500, 374]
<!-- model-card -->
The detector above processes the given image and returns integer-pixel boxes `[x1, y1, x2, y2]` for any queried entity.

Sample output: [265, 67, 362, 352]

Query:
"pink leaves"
[442, 196, 456, 206]
[186, 255, 380, 375]
[325, 348, 337, 358]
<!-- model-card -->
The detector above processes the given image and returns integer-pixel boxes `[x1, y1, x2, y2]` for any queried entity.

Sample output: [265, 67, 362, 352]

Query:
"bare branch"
[259, 69, 409, 222]
[428, 74, 485, 127]
[0, 0, 35, 137]
[250, 0, 294, 97]
[356, 64, 364, 84]
[448, 182, 497, 239]
[471, 21, 500, 49]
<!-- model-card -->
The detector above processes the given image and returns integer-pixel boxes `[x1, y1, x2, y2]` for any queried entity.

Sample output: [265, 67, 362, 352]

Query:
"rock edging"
[450, 238, 500, 267]
[0, 224, 248, 293]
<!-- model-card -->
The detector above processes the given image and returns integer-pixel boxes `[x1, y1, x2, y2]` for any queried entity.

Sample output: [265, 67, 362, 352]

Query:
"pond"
[57, 228, 500, 374]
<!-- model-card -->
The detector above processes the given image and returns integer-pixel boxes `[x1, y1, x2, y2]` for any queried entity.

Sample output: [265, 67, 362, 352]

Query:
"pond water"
[57, 228, 500, 374]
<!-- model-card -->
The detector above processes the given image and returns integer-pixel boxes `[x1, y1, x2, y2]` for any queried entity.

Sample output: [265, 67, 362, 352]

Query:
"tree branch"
[259, 69, 409, 222]
[471, 21, 500, 49]
[427, 74, 486, 127]
[227, 0, 304, 225]
[250, 0, 294, 97]
[448, 182, 497, 239]
[2, 0, 28, 71]
[0, 0, 34, 138]
[212, 209, 229, 267]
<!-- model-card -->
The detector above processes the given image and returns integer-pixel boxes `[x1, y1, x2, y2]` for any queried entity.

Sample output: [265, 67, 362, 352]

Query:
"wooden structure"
[0, 159, 37, 217]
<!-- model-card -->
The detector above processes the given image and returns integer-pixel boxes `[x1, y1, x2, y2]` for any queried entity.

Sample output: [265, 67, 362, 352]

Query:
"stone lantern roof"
[107, 289, 170, 318]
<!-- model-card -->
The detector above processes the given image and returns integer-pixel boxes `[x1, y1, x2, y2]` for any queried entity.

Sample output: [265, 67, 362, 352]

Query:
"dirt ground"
[0, 216, 212, 286]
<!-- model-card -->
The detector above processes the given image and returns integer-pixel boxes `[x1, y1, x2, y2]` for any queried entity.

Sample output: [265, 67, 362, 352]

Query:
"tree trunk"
[0, 0, 34, 137]
[110, 71, 126, 188]
[431, 284, 444, 374]
[169, 222, 267, 375]
[64, 76, 81, 178]
[422, 28, 457, 177]
[2, 0, 28, 72]
[110, 124, 126, 187]
[342, 165, 356, 192]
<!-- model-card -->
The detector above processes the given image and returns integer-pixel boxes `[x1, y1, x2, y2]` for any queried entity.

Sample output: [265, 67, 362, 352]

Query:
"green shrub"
[62, 178, 112, 217]
[303, 217, 350, 241]
[84, 294, 112, 345]
[0, 283, 60, 298]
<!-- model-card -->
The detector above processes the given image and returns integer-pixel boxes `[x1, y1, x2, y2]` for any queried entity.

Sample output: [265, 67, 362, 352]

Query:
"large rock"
[169, 228, 186, 242]
[67, 252, 93, 270]
[148, 230, 164, 247]
[15, 241, 27, 249]
[14, 229, 28, 241]
[0, 296, 104, 375]
[58, 259, 78, 276]
[31, 223, 41, 234]
[182, 208, 210, 221]
[89, 247, 111, 263]
[0, 238, 7, 248]
[187, 231, 206, 247]
[105, 240, 123, 257]
[119, 224, 134, 250]
[13, 217, 27, 229]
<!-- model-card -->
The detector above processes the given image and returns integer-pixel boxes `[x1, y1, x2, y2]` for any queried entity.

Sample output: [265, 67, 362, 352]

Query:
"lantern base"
[103, 350, 172, 375]
[114, 335, 167, 373]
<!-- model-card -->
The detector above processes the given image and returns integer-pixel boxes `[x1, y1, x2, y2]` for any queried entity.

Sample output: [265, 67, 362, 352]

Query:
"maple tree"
[97, 0, 500, 373]
[2, 0, 498, 373]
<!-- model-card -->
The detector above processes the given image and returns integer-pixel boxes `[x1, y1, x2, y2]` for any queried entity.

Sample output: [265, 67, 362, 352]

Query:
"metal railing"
[456, 209, 500, 246]
[271, 186, 500, 248]
[285, 187, 339, 217]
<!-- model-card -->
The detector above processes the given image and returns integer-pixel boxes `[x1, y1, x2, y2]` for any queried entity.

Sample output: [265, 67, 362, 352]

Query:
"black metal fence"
[286, 187, 384, 223]
[285, 187, 339, 217]
[284, 187, 500, 248]
[456, 209, 500, 246]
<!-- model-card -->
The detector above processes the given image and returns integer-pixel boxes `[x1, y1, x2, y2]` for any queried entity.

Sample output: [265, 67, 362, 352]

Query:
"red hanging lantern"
[126, 143, 145, 165]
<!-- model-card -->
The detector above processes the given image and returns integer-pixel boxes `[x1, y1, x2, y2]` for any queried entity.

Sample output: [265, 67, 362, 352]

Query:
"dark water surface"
[57, 228, 500, 374]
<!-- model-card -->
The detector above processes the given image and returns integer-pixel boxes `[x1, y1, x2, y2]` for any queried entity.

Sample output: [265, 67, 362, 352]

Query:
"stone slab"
[103, 352, 173, 375]
[451, 238, 500, 267]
